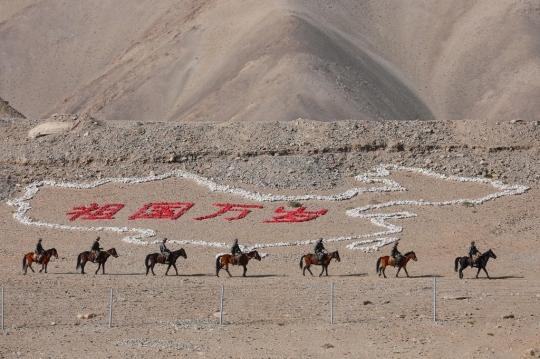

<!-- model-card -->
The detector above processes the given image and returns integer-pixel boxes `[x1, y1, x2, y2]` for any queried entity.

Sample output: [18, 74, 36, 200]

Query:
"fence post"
[109, 288, 113, 328]
[220, 285, 224, 326]
[330, 282, 334, 325]
[1, 287, 4, 330]
[433, 277, 437, 322]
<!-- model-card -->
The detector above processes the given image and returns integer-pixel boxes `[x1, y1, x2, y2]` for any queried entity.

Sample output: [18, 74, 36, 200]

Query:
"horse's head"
[331, 250, 341, 262]
[249, 250, 262, 261]
[180, 248, 187, 259]
[486, 249, 497, 259]
[408, 251, 418, 261]
[49, 248, 58, 257]
[108, 248, 119, 258]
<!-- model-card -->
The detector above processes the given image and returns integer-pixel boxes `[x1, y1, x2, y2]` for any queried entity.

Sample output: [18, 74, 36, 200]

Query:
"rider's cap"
[38, 238, 42, 241]
[471, 241, 475, 244]
[234, 238, 238, 242]
[318, 238, 323, 242]
[96, 236, 100, 240]
[163, 238, 167, 242]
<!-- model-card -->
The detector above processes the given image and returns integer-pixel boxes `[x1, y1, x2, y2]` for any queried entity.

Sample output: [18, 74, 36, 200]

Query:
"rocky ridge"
[1, 114, 539, 201]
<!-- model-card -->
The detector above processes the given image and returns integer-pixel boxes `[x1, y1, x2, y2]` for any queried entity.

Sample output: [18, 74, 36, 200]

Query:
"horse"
[145, 248, 187, 276]
[76, 248, 118, 274]
[22, 248, 58, 275]
[376, 251, 418, 278]
[299, 250, 341, 277]
[216, 250, 261, 277]
[454, 249, 497, 279]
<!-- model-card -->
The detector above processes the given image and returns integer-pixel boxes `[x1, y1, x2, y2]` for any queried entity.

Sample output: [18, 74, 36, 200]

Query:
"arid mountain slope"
[1, 0, 539, 122]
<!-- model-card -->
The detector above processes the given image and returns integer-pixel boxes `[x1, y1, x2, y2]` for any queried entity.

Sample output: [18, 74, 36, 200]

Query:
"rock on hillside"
[0, 97, 25, 119]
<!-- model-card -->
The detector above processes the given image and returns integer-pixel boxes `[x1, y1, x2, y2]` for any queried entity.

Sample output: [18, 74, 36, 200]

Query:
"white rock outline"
[6, 164, 529, 253]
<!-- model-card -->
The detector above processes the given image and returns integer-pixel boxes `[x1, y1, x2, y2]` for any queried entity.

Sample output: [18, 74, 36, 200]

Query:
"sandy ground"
[0, 166, 539, 358]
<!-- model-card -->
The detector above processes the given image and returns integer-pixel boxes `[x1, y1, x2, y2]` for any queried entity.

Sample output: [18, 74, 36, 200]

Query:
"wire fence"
[2, 278, 539, 329]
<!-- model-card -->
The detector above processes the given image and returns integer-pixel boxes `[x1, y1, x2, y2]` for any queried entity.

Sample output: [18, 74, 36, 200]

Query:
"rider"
[91, 236, 103, 261]
[468, 241, 481, 266]
[314, 238, 327, 264]
[160, 238, 171, 264]
[35, 238, 45, 263]
[231, 238, 243, 264]
[391, 241, 402, 267]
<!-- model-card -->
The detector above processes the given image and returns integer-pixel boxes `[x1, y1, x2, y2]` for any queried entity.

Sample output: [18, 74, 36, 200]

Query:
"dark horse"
[216, 250, 261, 277]
[145, 248, 187, 276]
[300, 251, 341, 277]
[76, 248, 118, 274]
[22, 248, 58, 275]
[376, 251, 418, 278]
[454, 249, 497, 279]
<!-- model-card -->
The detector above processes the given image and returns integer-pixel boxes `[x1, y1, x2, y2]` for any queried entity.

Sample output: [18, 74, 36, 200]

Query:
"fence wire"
[1, 278, 539, 329]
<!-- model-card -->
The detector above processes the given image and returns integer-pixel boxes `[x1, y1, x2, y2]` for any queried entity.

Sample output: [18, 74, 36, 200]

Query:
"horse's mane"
[480, 249, 492, 257]
[403, 251, 414, 256]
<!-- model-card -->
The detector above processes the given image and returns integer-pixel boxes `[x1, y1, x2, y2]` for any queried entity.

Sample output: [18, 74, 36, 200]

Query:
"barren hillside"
[1, 0, 539, 122]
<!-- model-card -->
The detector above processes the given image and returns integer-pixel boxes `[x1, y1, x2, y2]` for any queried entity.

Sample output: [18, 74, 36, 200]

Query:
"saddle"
[233, 254, 244, 265]
[159, 254, 170, 264]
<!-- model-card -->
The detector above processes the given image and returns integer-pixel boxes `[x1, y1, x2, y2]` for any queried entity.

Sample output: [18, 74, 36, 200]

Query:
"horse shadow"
[479, 275, 523, 280]
[336, 273, 369, 277]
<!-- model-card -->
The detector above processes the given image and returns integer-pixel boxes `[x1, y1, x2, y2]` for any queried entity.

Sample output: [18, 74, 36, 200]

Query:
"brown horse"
[376, 251, 417, 278]
[145, 248, 187, 276]
[22, 248, 58, 275]
[76, 248, 118, 274]
[300, 250, 341, 277]
[216, 250, 261, 277]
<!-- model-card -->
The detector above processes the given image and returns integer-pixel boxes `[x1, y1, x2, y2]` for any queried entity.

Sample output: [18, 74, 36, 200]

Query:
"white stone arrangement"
[7, 164, 529, 253]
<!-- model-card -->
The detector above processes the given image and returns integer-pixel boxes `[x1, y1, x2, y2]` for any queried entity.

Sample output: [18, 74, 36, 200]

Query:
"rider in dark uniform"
[391, 241, 402, 267]
[160, 238, 171, 263]
[231, 238, 242, 264]
[468, 241, 481, 266]
[35, 238, 45, 263]
[91, 236, 102, 261]
[314, 238, 327, 264]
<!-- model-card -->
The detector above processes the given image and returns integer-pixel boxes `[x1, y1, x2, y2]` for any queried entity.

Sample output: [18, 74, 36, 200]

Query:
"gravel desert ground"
[0, 117, 539, 358]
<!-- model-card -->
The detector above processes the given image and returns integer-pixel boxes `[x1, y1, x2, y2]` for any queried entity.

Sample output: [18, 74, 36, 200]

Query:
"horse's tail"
[299, 255, 305, 269]
[215, 255, 222, 276]
[454, 257, 460, 272]
[145, 254, 151, 268]
[376, 257, 381, 273]
[76, 253, 82, 269]
[22, 255, 27, 270]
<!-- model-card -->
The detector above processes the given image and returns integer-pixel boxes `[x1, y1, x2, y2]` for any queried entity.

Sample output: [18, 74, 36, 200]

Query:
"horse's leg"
[81, 260, 86, 274]
[396, 266, 401, 277]
[102, 262, 106, 275]
[306, 264, 314, 276]
[319, 265, 325, 277]
[381, 264, 387, 278]
[403, 266, 410, 278]
[482, 266, 490, 279]
[27, 260, 35, 274]
[173, 263, 178, 276]
[242, 265, 247, 277]
[165, 264, 170, 276]
[95, 263, 101, 275]
[225, 264, 232, 277]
